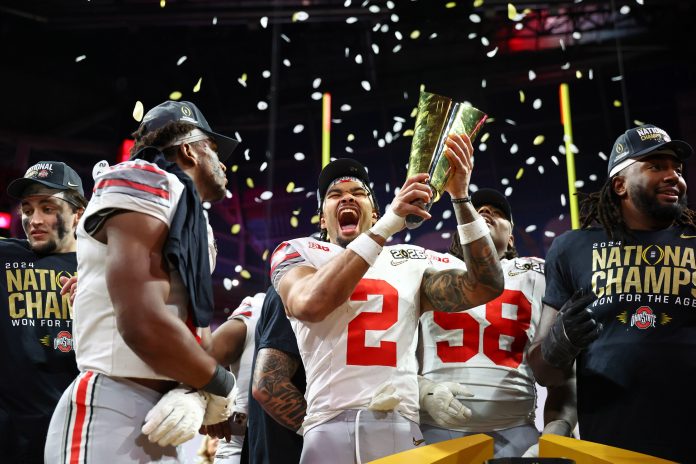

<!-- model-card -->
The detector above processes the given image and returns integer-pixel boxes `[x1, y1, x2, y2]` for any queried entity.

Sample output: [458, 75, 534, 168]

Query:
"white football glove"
[418, 376, 473, 428]
[522, 419, 573, 457]
[201, 387, 236, 426]
[141, 386, 207, 447]
[368, 382, 402, 412]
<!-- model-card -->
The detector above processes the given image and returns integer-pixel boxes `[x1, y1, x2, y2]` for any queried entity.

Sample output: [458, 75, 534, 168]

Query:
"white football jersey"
[227, 292, 263, 415]
[419, 255, 545, 431]
[74, 159, 215, 379]
[271, 237, 433, 433]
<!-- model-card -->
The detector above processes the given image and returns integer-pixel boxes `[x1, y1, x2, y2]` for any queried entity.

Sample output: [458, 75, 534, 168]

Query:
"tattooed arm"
[251, 347, 306, 431]
[421, 198, 504, 313]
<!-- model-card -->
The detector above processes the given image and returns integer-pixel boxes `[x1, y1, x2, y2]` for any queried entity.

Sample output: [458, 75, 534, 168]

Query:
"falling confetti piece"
[292, 11, 309, 22]
[410, 30, 421, 39]
[212, 17, 218, 25]
[260, 161, 267, 172]
[560, 194, 566, 206]
[526, 157, 536, 165]
[177, 56, 187, 66]
[132, 101, 144, 122]
[572, 31, 582, 40]
[246, 178, 254, 188]
[202, 201, 211, 210]
[257, 101, 268, 110]
[551, 156, 559, 165]
[478, 143, 487, 152]
[390, 14, 399, 23]
[244, 148, 250, 161]
[169, 91, 182, 100]
[403, 129, 414, 137]
[361, 81, 372, 91]
[311, 92, 322, 100]
[293, 124, 304, 134]
[231, 224, 241, 234]
[286, 182, 295, 193]
[575, 180, 585, 188]
[620, 5, 630, 14]
[533, 98, 542, 109]
[260, 191, 273, 200]
[505, 186, 513, 196]
[501, 178, 510, 186]
[636, 0, 643, 4]
[519, 90, 525, 103]
[474, 0, 484, 6]
[262, 249, 269, 261]
[225, 190, 232, 199]
[545, 231, 556, 238]
[435, 221, 443, 230]
[294, 152, 305, 160]
[613, 100, 622, 107]
[446, 2, 457, 8]
[481, 79, 487, 88]
[533, 135, 544, 145]
[193, 77, 202, 93]
[538, 165, 544, 174]
[283, 59, 291, 67]
[598, 152, 607, 160]
[312, 78, 321, 88]
[576, 70, 583, 79]
[516, 168, 524, 179]
[355, 54, 363, 64]
[486, 47, 498, 57]
[372, 44, 380, 54]
[589, 174, 597, 181]
[525, 225, 537, 232]
[340, 104, 352, 112]
[387, 1, 395, 8]
[481, 132, 490, 143]
[160, 0, 165, 7]
[290, 216, 299, 228]
[223, 278, 232, 290]
[470, 13, 481, 23]
[262, 70, 271, 78]
[347, 134, 356, 142]
[369, 5, 380, 13]
[231, 165, 239, 172]
[392, 44, 402, 53]
[260, 16, 268, 28]
[346, 17, 358, 24]
[281, 34, 290, 42]
[528, 70, 536, 81]
[241, 270, 251, 279]
[75, 55, 86, 62]
[481, 37, 490, 46]
[510, 144, 519, 154]
[310, 214, 319, 224]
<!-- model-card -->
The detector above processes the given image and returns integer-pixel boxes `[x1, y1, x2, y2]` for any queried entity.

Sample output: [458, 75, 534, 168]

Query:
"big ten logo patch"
[308, 241, 330, 252]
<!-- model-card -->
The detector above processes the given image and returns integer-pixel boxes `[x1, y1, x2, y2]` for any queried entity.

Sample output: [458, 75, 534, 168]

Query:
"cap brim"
[205, 130, 240, 163]
[633, 139, 693, 161]
[471, 188, 513, 222]
[6, 178, 70, 199]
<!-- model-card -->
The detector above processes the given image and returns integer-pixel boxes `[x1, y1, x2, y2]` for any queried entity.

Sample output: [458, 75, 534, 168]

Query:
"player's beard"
[25, 213, 70, 255]
[632, 184, 687, 224]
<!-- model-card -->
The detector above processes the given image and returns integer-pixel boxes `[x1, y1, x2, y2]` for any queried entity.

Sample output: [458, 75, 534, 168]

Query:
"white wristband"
[369, 208, 405, 240]
[346, 233, 383, 266]
[457, 217, 489, 245]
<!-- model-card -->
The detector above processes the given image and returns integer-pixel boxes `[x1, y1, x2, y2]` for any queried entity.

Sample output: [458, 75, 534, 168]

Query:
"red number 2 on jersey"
[346, 279, 399, 367]
[433, 289, 532, 368]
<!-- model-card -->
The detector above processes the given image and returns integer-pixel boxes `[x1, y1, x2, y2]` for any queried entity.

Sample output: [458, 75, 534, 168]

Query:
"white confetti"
[235, 265, 242, 272]
[525, 225, 537, 232]
[132, 101, 144, 122]
[262, 70, 271, 78]
[538, 165, 545, 174]
[283, 58, 291, 67]
[260, 190, 273, 200]
[390, 14, 399, 23]
[355, 54, 363, 64]
[468, 32, 477, 39]
[572, 31, 582, 40]
[312, 78, 321, 88]
[177, 56, 187, 66]
[381, 24, 389, 33]
[544, 230, 556, 238]
[486, 46, 498, 57]
[369, 4, 380, 13]
[235, 131, 242, 142]
[505, 187, 513, 196]
[620, 5, 630, 14]
[560, 194, 566, 206]
[435, 221, 443, 231]
[75, 55, 86, 62]
[260, 162, 268, 172]
[202, 201, 211, 210]
[404, 232, 411, 242]
[392, 44, 402, 53]
[340, 104, 352, 112]
[392, 121, 402, 132]
[611, 75, 623, 81]
[551, 155, 559, 165]
[589, 174, 598, 181]
[429, 33, 438, 39]
[223, 278, 233, 290]
[294, 152, 305, 161]
[244, 149, 250, 161]
[561, 62, 571, 70]
[575, 180, 585, 188]
[481, 37, 490, 46]
[372, 43, 380, 54]
[481, 78, 487, 88]
[528, 70, 536, 81]
[505, 119, 517, 126]
[311, 92, 323, 100]
[293, 11, 309, 21]
[598, 151, 607, 161]
[533, 98, 542, 109]
[361, 81, 372, 91]
[395, 31, 403, 40]
[260, 16, 268, 28]
[346, 16, 358, 24]
[212, 16, 218, 25]
[470, 13, 481, 23]
[293, 124, 304, 134]
[560, 38, 566, 51]
[526, 157, 536, 165]
[344, 0, 351, 5]
[501, 178, 510, 186]
[510, 143, 519, 154]
[441, 232, 452, 239]
[387, 1, 395, 9]
[257, 101, 268, 110]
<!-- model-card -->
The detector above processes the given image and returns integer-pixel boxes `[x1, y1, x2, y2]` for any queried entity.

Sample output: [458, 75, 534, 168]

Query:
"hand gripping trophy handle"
[404, 91, 488, 230]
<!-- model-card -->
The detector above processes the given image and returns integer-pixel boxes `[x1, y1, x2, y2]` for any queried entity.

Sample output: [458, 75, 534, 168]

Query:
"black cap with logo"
[607, 124, 693, 177]
[7, 161, 84, 199]
[471, 188, 513, 224]
[316, 158, 375, 210]
[138, 100, 240, 162]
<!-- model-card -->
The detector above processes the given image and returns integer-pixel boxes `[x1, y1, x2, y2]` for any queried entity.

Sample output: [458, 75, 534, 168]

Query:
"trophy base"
[405, 199, 433, 230]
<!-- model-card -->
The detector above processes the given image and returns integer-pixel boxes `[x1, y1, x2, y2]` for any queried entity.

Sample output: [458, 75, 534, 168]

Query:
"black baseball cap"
[7, 161, 84, 199]
[138, 100, 240, 162]
[471, 188, 513, 224]
[608, 124, 692, 177]
[317, 158, 374, 209]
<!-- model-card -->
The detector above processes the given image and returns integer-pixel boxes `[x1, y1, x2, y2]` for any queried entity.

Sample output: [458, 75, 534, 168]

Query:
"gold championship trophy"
[405, 90, 488, 229]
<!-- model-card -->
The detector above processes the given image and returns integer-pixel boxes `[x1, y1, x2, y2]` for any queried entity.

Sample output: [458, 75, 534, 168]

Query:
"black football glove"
[541, 289, 602, 369]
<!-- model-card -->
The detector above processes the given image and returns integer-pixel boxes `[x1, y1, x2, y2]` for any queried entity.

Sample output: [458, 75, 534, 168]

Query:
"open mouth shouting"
[337, 205, 360, 235]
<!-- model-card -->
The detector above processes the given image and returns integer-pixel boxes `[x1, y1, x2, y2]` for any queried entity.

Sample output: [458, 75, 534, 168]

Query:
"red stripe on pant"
[69, 371, 95, 464]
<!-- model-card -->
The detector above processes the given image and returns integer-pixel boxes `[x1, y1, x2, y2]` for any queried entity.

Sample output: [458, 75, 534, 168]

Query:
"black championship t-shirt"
[544, 226, 696, 463]
[0, 238, 79, 462]
[243, 286, 306, 464]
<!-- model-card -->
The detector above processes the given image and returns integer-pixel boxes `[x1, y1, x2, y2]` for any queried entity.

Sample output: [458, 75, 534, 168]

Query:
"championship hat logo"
[54, 331, 74, 352]
[630, 306, 656, 330]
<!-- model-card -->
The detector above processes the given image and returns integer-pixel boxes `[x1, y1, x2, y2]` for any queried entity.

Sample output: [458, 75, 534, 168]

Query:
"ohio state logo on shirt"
[630, 306, 656, 329]
[54, 331, 74, 352]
